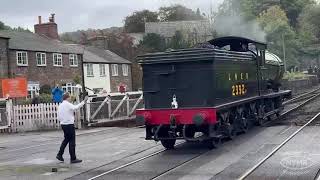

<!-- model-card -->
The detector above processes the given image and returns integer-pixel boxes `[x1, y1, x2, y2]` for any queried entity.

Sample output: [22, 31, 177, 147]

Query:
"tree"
[158, 5, 204, 22]
[280, 0, 316, 28]
[139, 33, 166, 52]
[168, 31, 190, 49]
[298, 4, 320, 64]
[258, 6, 299, 67]
[124, 10, 159, 33]
[0, 21, 11, 30]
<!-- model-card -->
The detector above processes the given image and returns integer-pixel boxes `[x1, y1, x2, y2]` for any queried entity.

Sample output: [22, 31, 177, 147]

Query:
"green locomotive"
[136, 36, 291, 149]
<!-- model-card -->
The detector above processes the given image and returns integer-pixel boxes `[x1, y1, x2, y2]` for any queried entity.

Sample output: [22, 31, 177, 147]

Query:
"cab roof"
[208, 36, 267, 49]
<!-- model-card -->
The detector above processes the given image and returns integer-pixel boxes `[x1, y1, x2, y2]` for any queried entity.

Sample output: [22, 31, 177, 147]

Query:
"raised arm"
[68, 97, 88, 111]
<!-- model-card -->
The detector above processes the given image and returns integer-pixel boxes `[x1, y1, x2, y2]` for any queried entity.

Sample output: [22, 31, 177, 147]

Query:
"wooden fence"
[11, 103, 61, 132]
[0, 91, 144, 132]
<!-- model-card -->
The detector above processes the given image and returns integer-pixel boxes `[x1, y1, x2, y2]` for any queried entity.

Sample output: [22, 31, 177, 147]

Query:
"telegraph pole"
[282, 33, 287, 72]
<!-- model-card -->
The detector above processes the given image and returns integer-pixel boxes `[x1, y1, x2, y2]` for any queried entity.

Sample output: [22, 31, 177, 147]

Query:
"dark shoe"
[70, 159, 82, 164]
[56, 155, 64, 162]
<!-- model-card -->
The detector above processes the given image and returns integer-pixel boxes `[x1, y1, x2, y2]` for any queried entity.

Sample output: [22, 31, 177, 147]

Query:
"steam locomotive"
[136, 36, 291, 149]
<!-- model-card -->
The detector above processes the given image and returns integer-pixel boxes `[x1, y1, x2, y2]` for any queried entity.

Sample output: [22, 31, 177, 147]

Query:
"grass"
[283, 72, 307, 80]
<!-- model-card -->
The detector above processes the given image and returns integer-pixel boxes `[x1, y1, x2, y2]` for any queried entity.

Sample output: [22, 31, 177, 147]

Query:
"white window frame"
[16, 51, 28, 66]
[53, 53, 63, 67]
[122, 64, 129, 76]
[86, 64, 94, 77]
[27, 83, 40, 99]
[99, 64, 106, 77]
[62, 83, 81, 96]
[69, 54, 78, 67]
[111, 64, 118, 76]
[36, 52, 46, 66]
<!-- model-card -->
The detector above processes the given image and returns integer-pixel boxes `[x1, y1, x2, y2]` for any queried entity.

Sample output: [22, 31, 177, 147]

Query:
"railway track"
[237, 102, 320, 180]
[75, 89, 320, 180]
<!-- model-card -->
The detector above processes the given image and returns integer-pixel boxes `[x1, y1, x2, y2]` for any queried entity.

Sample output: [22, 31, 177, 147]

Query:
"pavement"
[0, 127, 159, 180]
[1, 124, 320, 180]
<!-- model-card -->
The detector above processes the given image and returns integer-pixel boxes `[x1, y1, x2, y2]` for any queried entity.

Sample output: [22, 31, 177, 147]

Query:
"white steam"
[214, 15, 266, 42]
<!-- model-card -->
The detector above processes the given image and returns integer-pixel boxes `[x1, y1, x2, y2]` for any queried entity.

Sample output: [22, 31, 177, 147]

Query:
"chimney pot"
[49, 13, 55, 23]
[38, 16, 42, 24]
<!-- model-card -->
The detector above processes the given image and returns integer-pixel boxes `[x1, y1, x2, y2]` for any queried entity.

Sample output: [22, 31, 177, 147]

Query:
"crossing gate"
[86, 91, 144, 125]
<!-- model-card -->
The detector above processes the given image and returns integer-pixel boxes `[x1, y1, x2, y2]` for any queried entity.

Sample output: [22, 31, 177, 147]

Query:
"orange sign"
[1, 78, 28, 98]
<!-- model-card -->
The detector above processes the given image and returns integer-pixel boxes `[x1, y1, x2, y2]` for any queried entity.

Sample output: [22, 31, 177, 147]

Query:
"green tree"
[258, 6, 299, 67]
[124, 10, 159, 33]
[159, 5, 204, 22]
[0, 21, 11, 30]
[168, 31, 190, 49]
[298, 4, 320, 62]
[280, 0, 316, 28]
[139, 33, 166, 52]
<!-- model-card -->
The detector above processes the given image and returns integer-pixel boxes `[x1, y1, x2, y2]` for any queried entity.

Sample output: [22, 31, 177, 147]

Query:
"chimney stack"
[49, 13, 55, 23]
[38, 16, 42, 24]
[34, 13, 59, 40]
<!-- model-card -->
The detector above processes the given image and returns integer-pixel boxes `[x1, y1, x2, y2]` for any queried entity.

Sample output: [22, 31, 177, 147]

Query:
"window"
[16, 51, 28, 66]
[36, 52, 46, 66]
[122, 64, 129, 76]
[86, 64, 94, 77]
[111, 64, 118, 76]
[62, 83, 81, 96]
[69, 54, 78, 67]
[99, 64, 106, 77]
[27, 83, 39, 99]
[53, 53, 63, 66]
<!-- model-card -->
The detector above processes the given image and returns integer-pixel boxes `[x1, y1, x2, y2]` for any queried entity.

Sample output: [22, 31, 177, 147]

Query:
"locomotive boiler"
[136, 36, 291, 149]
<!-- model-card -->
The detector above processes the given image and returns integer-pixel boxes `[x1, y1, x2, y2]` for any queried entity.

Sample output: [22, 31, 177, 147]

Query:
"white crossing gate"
[86, 91, 144, 125]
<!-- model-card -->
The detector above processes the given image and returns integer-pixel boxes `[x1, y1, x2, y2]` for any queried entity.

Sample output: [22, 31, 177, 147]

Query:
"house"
[83, 46, 132, 93]
[0, 35, 9, 79]
[0, 14, 84, 98]
[145, 20, 213, 44]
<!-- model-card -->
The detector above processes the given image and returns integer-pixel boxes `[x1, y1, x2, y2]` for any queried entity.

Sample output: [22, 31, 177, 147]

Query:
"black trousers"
[57, 124, 76, 160]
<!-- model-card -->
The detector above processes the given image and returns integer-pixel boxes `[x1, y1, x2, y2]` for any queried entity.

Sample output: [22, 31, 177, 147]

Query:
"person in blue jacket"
[52, 84, 64, 103]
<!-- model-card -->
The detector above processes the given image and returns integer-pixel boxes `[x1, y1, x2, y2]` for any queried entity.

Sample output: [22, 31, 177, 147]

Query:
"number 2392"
[232, 84, 246, 96]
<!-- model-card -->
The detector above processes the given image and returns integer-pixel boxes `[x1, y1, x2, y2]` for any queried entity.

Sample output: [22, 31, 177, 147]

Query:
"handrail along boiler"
[136, 36, 291, 149]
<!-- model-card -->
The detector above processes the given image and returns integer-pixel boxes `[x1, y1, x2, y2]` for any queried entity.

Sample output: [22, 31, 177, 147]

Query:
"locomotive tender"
[136, 36, 291, 149]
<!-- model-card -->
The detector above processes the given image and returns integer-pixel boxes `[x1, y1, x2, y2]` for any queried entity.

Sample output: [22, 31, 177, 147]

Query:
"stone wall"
[145, 20, 213, 42]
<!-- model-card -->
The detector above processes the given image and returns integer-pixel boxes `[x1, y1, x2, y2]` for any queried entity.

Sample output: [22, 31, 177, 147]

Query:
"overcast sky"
[0, 0, 224, 33]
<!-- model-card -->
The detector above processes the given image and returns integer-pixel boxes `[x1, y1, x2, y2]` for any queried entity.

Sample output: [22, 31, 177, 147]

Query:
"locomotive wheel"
[227, 124, 236, 140]
[161, 139, 176, 149]
[183, 125, 195, 142]
[241, 117, 249, 133]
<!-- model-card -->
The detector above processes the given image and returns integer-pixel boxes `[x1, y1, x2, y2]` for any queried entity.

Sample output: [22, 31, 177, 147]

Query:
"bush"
[283, 72, 306, 80]
[39, 94, 52, 103]
[40, 84, 52, 94]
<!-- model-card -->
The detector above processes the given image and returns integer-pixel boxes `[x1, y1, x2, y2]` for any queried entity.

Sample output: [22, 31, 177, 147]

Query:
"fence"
[0, 91, 144, 133]
[11, 103, 61, 132]
[86, 91, 144, 125]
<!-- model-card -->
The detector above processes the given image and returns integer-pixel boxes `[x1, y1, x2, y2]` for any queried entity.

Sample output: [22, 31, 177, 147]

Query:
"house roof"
[83, 46, 131, 64]
[0, 30, 83, 54]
